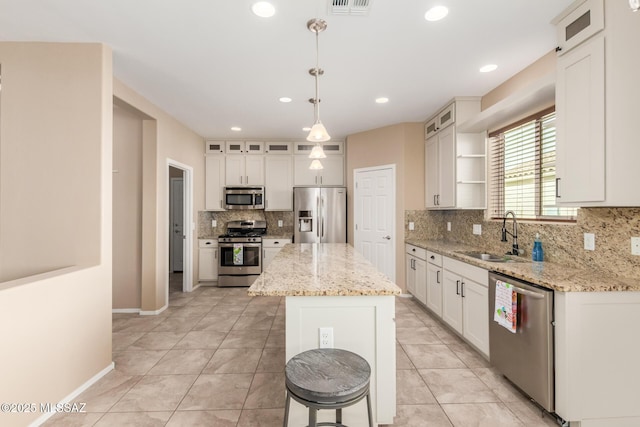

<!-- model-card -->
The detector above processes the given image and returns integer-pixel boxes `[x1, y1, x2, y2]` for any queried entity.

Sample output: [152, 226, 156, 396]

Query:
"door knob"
[383, 235, 391, 240]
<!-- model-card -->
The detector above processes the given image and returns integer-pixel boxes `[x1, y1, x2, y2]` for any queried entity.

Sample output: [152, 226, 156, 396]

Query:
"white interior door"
[354, 165, 396, 281]
[170, 177, 184, 272]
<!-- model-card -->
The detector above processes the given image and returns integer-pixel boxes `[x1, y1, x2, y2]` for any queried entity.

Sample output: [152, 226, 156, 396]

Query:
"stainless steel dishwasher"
[489, 272, 555, 413]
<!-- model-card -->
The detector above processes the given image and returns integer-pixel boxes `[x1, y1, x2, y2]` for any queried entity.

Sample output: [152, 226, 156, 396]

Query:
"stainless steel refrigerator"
[294, 187, 347, 243]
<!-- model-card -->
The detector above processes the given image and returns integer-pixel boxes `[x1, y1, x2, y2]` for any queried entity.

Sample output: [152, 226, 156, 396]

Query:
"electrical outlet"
[447, 222, 451, 232]
[278, 220, 283, 227]
[632, 237, 640, 256]
[319, 327, 334, 348]
[473, 224, 482, 235]
[584, 233, 595, 251]
[408, 222, 415, 231]
[211, 219, 217, 227]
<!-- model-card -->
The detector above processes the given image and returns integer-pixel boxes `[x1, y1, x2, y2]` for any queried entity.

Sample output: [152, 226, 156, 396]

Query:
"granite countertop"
[248, 243, 402, 297]
[405, 239, 640, 293]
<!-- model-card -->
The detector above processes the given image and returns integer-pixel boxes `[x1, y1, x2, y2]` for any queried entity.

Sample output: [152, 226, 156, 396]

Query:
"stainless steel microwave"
[224, 186, 264, 210]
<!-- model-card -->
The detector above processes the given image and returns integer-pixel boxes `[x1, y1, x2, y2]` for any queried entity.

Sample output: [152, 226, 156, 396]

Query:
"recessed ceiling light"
[252, 2, 275, 18]
[425, 5, 449, 22]
[302, 127, 311, 132]
[375, 97, 389, 104]
[231, 126, 242, 132]
[279, 97, 292, 103]
[479, 64, 498, 73]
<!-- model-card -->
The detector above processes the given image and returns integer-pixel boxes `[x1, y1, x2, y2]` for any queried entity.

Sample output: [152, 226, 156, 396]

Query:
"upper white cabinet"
[226, 141, 264, 154]
[205, 140, 225, 154]
[294, 155, 344, 186]
[294, 141, 344, 155]
[205, 155, 225, 211]
[225, 155, 264, 186]
[265, 142, 293, 154]
[424, 98, 485, 210]
[265, 155, 293, 210]
[554, 0, 640, 206]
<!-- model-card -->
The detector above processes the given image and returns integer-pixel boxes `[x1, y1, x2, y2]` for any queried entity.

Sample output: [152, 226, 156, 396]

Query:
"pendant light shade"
[309, 159, 324, 170]
[309, 141, 327, 159]
[308, 122, 331, 144]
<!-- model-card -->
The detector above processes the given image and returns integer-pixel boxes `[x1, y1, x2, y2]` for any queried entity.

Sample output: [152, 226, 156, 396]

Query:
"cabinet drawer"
[263, 238, 291, 248]
[426, 251, 442, 267]
[199, 239, 218, 248]
[443, 256, 487, 286]
[405, 244, 427, 260]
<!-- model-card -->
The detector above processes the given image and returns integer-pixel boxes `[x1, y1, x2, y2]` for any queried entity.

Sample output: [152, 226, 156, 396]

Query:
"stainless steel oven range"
[218, 220, 266, 287]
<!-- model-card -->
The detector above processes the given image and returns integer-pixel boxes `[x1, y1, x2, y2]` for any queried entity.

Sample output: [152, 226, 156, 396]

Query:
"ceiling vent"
[330, 0, 372, 16]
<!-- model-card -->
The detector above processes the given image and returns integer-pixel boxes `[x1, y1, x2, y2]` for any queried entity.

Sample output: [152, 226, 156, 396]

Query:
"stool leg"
[366, 392, 373, 427]
[283, 392, 290, 427]
[308, 407, 317, 427]
[336, 408, 342, 424]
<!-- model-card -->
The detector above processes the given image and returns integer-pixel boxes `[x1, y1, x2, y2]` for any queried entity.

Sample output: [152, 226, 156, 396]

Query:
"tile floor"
[44, 278, 559, 427]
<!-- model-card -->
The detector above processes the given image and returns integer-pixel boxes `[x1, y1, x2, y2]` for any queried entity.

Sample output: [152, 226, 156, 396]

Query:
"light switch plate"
[584, 233, 595, 251]
[278, 220, 283, 227]
[211, 219, 217, 227]
[408, 222, 415, 231]
[473, 224, 482, 235]
[632, 237, 640, 256]
[447, 222, 451, 232]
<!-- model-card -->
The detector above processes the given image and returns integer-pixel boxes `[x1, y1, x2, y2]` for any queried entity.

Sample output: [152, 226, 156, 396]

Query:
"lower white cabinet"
[426, 251, 443, 316]
[263, 238, 291, 269]
[405, 244, 427, 305]
[442, 256, 489, 357]
[198, 239, 218, 281]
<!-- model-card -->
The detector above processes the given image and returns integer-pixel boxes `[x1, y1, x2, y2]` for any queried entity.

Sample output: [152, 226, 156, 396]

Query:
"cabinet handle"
[320, 176, 323, 185]
[555, 46, 562, 52]
[433, 195, 437, 206]
[275, 241, 279, 244]
[436, 270, 440, 284]
[456, 280, 460, 295]
[461, 281, 465, 298]
[556, 178, 561, 198]
[246, 175, 249, 183]
[437, 194, 440, 206]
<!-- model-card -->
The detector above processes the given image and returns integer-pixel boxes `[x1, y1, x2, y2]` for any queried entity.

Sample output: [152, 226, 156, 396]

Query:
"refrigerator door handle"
[317, 195, 320, 238]
[320, 195, 325, 239]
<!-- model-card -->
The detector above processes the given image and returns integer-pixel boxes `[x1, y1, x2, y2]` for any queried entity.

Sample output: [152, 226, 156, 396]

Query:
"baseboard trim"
[111, 308, 140, 314]
[140, 304, 168, 316]
[30, 362, 114, 427]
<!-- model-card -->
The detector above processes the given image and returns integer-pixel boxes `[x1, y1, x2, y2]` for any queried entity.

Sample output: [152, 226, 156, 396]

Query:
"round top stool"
[283, 348, 373, 427]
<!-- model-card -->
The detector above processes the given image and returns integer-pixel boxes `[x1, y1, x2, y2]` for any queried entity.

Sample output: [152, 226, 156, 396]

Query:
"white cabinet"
[405, 244, 427, 305]
[294, 141, 344, 155]
[205, 140, 225, 154]
[205, 156, 225, 211]
[225, 141, 264, 154]
[554, 0, 640, 207]
[265, 141, 293, 154]
[294, 155, 344, 186]
[425, 125, 455, 208]
[426, 251, 443, 316]
[225, 155, 264, 186]
[265, 156, 293, 210]
[263, 238, 291, 269]
[198, 239, 218, 281]
[442, 256, 489, 357]
[424, 98, 484, 210]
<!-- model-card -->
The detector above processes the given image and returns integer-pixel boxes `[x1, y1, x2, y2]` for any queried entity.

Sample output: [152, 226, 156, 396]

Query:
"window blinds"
[489, 110, 577, 220]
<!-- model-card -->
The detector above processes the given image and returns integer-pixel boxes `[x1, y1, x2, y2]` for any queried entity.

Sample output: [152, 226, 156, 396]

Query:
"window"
[489, 108, 577, 221]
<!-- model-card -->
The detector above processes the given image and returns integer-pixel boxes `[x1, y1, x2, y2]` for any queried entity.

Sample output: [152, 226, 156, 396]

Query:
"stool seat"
[284, 348, 373, 427]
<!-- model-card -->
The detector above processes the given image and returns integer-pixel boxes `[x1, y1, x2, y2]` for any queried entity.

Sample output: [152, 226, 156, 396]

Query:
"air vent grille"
[330, 0, 371, 16]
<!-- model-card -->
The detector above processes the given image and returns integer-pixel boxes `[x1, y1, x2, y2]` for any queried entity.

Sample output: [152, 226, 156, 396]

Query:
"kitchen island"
[248, 243, 401, 426]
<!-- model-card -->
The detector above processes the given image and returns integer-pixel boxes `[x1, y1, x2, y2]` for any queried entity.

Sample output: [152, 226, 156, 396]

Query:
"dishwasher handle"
[512, 285, 545, 299]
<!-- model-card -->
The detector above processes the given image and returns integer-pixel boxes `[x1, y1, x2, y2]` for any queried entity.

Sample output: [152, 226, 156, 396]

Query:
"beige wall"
[112, 104, 144, 309]
[113, 79, 205, 312]
[346, 122, 424, 291]
[0, 42, 112, 427]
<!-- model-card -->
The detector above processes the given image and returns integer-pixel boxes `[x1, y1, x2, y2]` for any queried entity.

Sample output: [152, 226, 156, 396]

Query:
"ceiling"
[0, 0, 574, 141]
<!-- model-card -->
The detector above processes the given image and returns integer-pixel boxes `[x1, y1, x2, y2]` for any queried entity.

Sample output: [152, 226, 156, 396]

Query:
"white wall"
[0, 42, 113, 427]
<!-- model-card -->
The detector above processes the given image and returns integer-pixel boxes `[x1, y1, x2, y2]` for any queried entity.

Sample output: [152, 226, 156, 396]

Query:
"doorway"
[167, 160, 193, 297]
[354, 165, 396, 281]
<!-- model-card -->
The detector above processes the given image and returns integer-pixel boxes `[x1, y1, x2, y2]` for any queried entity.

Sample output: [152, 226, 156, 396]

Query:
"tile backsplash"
[198, 210, 294, 238]
[406, 208, 640, 280]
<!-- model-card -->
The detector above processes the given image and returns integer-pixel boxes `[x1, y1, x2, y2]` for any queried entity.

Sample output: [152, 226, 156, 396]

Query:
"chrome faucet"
[501, 211, 519, 256]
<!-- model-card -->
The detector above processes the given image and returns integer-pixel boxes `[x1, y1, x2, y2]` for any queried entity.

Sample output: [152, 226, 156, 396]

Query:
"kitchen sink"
[456, 251, 523, 263]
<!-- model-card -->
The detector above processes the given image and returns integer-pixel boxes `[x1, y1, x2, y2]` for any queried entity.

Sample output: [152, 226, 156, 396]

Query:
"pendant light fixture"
[306, 18, 330, 161]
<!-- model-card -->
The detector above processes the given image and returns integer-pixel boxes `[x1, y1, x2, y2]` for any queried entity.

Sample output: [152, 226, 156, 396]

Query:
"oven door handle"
[219, 243, 262, 248]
